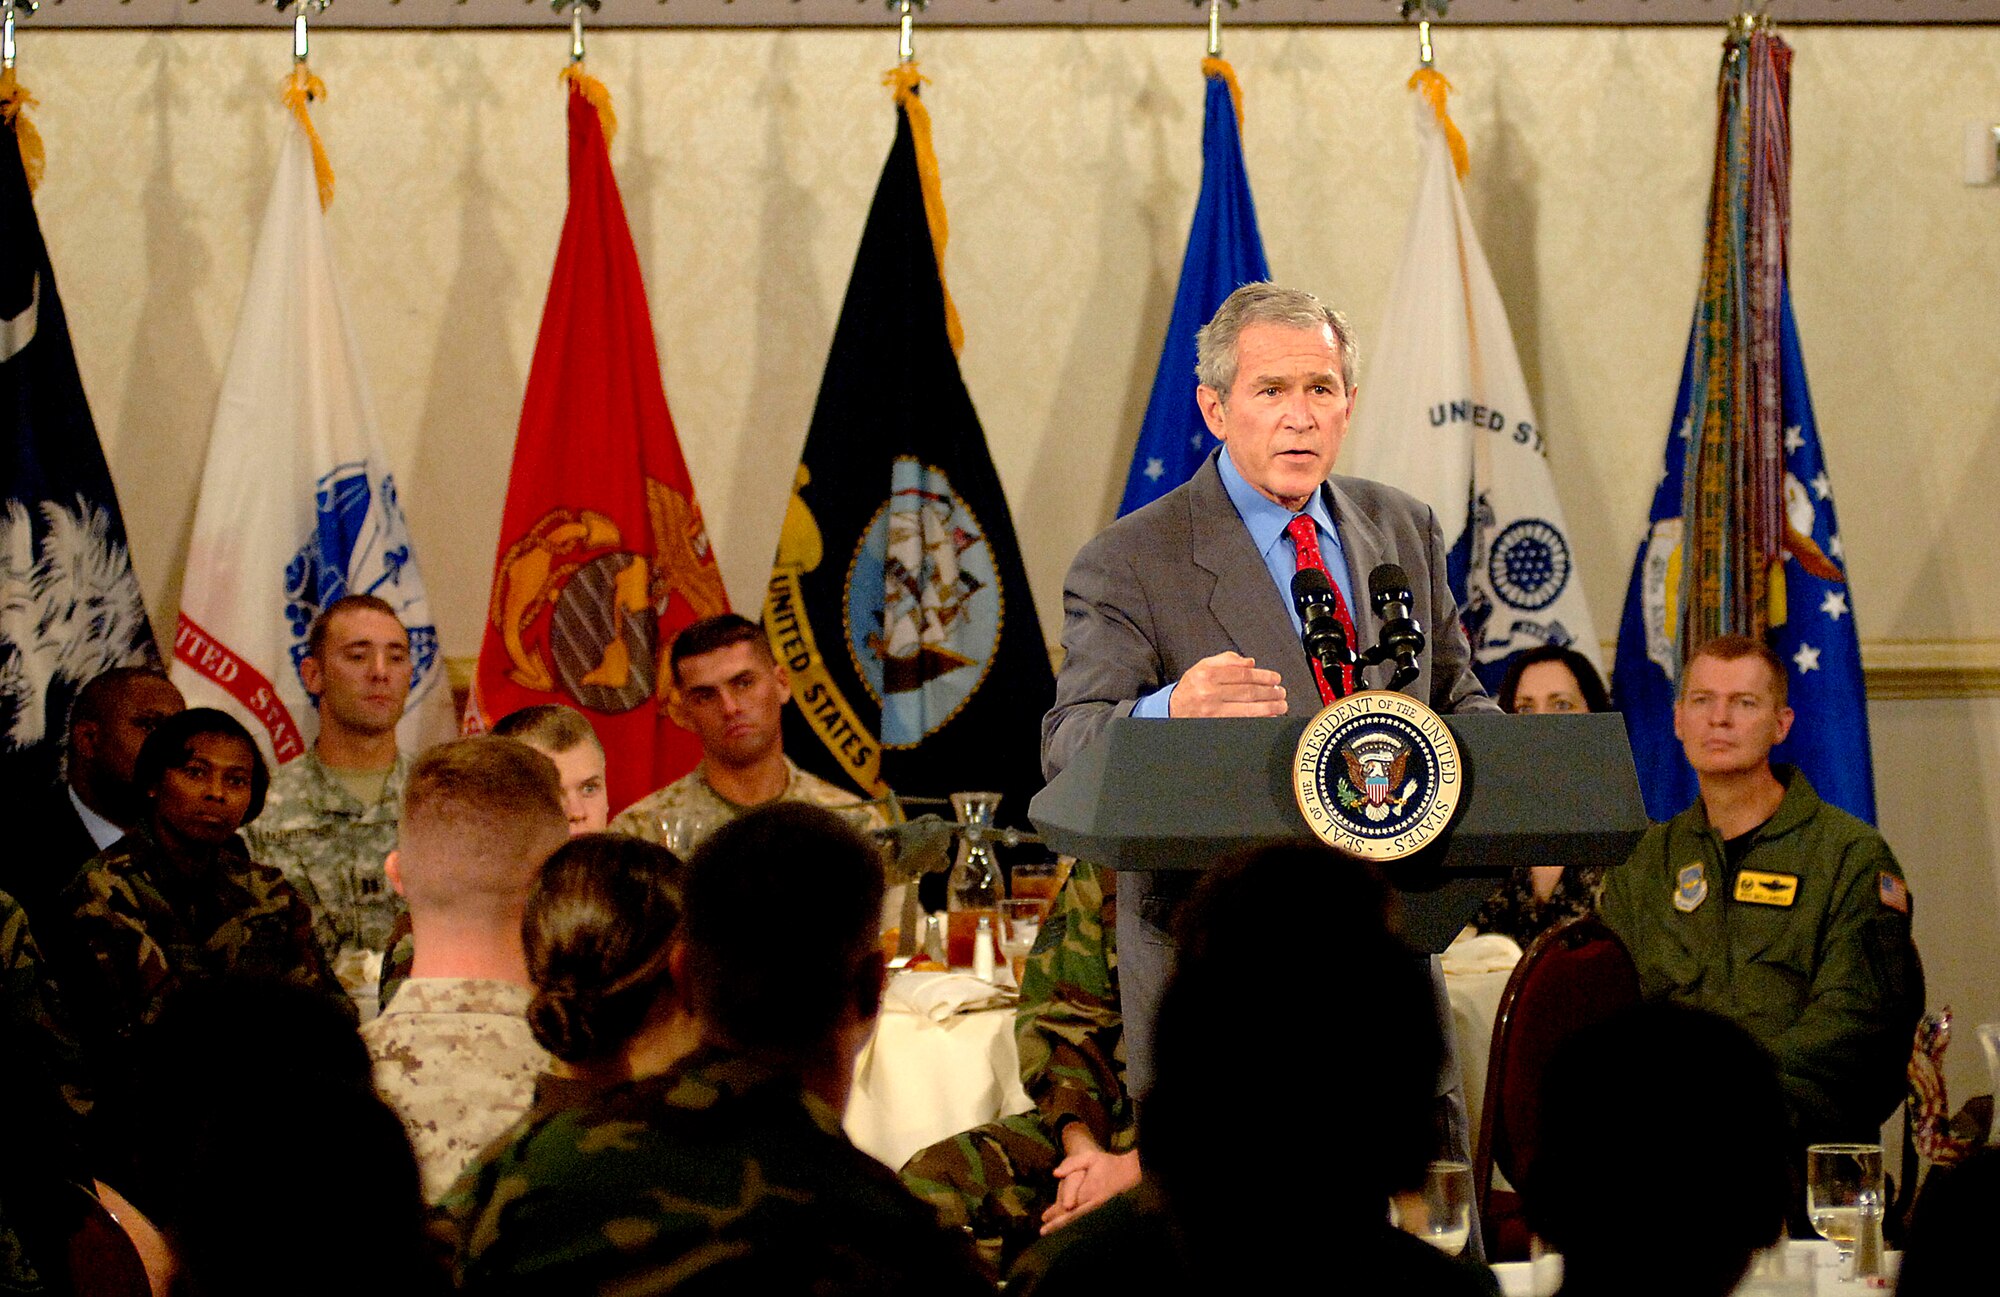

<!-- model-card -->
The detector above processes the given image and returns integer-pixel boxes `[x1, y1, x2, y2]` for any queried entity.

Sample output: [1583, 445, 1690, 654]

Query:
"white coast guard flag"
[171, 105, 454, 764]
[1343, 74, 1598, 688]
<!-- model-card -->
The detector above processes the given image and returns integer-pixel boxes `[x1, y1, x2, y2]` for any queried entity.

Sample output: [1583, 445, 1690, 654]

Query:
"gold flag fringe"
[0, 68, 44, 193]
[281, 65, 336, 211]
[1200, 56, 1244, 133]
[1408, 67, 1469, 181]
[560, 63, 618, 146]
[884, 62, 964, 357]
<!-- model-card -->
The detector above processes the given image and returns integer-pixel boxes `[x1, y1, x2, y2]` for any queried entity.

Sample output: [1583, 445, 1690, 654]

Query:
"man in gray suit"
[1041, 282, 1499, 1230]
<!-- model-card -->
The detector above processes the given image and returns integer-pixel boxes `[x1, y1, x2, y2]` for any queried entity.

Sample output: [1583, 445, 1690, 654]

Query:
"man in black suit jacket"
[9, 667, 183, 924]
[1041, 283, 1498, 1235]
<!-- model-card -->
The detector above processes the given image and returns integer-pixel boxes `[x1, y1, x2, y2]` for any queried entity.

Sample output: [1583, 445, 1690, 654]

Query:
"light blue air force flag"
[1612, 288, 1875, 824]
[1117, 66, 1270, 517]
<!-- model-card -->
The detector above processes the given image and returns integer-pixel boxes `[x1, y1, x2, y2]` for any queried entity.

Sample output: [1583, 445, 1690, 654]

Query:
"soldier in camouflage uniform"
[437, 803, 987, 1295]
[899, 859, 1134, 1276]
[244, 594, 415, 1002]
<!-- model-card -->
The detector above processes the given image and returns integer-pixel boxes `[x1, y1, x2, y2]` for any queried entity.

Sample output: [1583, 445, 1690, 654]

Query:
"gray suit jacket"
[1042, 453, 1497, 781]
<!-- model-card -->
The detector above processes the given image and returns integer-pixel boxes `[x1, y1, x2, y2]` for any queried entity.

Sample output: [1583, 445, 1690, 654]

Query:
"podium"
[1027, 711, 1650, 952]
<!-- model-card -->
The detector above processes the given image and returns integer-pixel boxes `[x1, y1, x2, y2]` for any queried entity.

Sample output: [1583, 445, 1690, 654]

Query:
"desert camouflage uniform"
[243, 750, 409, 992]
[899, 860, 1133, 1275]
[53, 828, 350, 1057]
[609, 758, 889, 850]
[436, 1047, 990, 1295]
[1, 892, 92, 1295]
[362, 979, 551, 1202]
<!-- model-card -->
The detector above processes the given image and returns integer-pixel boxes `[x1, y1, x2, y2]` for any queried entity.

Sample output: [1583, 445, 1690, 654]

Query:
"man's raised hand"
[1167, 651, 1287, 718]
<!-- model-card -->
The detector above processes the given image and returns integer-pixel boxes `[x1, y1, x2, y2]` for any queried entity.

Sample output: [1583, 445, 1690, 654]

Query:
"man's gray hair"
[1194, 282, 1358, 401]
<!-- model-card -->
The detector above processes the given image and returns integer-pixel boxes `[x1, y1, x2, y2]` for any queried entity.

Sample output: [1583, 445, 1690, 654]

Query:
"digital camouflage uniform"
[361, 978, 551, 1203]
[53, 828, 351, 1060]
[242, 750, 409, 995]
[899, 860, 1133, 1275]
[1, 892, 92, 1295]
[1597, 766, 1925, 1148]
[608, 758, 889, 850]
[436, 1047, 990, 1295]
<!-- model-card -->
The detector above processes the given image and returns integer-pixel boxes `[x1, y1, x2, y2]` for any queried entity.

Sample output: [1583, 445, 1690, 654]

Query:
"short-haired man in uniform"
[1597, 634, 1923, 1222]
[611, 613, 886, 849]
[492, 703, 610, 836]
[244, 593, 414, 1004]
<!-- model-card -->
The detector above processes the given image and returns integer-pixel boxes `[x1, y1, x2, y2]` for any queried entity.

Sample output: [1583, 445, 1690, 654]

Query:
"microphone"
[1290, 568, 1352, 702]
[1368, 563, 1427, 691]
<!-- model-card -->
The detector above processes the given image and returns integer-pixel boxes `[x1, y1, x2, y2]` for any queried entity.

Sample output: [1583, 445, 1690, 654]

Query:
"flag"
[1343, 69, 1598, 692]
[1612, 30, 1873, 823]
[467, 70, 728, 816]
[0, 73, 159, 803]
[765, 67, 1053, 824]
[1118, 59, 1270, 517]
[172, 69, 456, 767]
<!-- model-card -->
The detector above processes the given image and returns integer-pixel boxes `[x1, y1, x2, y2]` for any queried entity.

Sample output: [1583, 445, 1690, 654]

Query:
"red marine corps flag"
[467, 68, 728, 814]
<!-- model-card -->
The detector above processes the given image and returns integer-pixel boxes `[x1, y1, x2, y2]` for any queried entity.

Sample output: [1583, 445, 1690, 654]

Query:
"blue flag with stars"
[1117, 61, 1269, 517]
[1612, 286, 1874, 824]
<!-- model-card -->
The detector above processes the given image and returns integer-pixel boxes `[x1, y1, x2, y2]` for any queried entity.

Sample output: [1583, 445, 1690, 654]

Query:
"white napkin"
[1441, 931, 1523, 977]
[884, 970, 1015, 1022]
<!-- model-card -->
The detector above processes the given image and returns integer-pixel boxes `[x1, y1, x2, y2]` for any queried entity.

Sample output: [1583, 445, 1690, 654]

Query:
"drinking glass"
[1805, 1143, 1883, 1266]
[1390, 1160, 1474, 1255]
[998, 897, 1044, 986]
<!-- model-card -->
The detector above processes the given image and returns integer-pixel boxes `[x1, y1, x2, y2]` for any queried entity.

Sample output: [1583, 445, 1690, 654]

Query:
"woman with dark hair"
[1475, 647, 1614, 944]
[49, 708, 346, 1067]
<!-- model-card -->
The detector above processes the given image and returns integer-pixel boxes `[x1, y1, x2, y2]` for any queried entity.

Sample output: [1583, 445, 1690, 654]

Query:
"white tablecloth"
[1442, 932, 1523, 1153]
[844, 975, 1033, 1170]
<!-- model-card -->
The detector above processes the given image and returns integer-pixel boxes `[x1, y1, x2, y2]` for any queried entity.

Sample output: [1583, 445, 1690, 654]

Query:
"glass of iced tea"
[1009, 860, 1059, 915]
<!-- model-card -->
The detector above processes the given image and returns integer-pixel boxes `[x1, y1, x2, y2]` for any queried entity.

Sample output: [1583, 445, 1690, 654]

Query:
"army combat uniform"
[436, 1048, 990, 1295]
[899, 860, 1134, 1276]
[242, 750, 409, 996]
[1597, 766, 1924, 1147]
[1, 892, 92, 1295]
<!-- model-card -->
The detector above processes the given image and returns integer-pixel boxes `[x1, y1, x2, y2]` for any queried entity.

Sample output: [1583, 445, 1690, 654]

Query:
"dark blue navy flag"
[0, 115, 158, 807]
[1612, 287, 1874, 824]
[1117, 60, 1270, 517]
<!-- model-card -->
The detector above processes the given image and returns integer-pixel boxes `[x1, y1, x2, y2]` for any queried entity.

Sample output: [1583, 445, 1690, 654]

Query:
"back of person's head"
[1896, 1147, 2000, 1297]
[492, 703, 603, 756]
[131, 707, 271, 824]
[1525, 1002, 1789, 1296]
[397, 737, 568, 922]
[1145, 846, 1438, 1233]
[680, 802, 884, 1059]
[525, 833, 685, 1064]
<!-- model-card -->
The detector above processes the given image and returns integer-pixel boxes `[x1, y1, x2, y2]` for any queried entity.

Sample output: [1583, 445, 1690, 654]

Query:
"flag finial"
[555, 0, 600, 66]
[891, 0, 926, 67]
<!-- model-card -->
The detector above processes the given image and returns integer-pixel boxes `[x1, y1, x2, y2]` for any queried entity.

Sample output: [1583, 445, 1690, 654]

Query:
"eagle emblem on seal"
[1338, 734, 1417, 823]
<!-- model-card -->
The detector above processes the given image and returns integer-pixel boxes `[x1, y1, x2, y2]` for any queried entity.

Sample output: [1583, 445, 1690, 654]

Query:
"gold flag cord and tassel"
[0, 66, 41, 192]
[1201, 55, 1245, 132]
[883, 61, 964, 356]
[281, 64, 335, 211]
[1408, 66, 1470, 181]
[560, 62, 618, 145]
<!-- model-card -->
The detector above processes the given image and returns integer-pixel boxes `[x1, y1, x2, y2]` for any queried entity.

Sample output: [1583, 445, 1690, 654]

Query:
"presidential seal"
[1293, 691, 1463, 862]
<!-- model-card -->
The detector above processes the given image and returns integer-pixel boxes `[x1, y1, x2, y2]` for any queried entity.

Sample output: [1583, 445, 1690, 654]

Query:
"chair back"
[59, 1184, 152, 1297]
[1472, 915, 1640, 1247]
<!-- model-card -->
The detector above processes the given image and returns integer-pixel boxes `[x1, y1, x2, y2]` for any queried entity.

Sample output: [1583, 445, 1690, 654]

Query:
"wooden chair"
[1471, 915, 1641, 1261]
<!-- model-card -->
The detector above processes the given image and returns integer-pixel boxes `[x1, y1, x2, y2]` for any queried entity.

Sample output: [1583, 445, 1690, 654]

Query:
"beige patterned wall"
[21, 26, 2000, 1088]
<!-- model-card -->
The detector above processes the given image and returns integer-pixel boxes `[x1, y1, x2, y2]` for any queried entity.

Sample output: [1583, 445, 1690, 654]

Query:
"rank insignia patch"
[1733, 870, 1799, 907]
[1674, 862, 1708, 913]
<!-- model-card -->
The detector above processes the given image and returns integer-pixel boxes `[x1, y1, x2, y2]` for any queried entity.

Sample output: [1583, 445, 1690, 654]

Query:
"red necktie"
[1288, 514, 1357, 702]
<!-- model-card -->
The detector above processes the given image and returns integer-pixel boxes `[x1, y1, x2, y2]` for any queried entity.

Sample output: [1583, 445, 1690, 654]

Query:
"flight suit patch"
[1878, 872, 1911, 915]
[1674, 862, 1708, 913]
[1732, 870, 1799, 907]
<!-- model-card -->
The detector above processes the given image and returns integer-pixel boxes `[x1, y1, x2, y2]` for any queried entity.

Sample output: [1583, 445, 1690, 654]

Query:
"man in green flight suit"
[1598, 634, 1923, 1220]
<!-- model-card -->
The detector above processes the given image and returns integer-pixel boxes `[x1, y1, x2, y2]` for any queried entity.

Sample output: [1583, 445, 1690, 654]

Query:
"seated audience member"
[1893, 1146, 2000, 1297]
[12, 666, 184, 926]
[1009, 844, 1494, 1295]
[1524, 1002, 1790, 1297]
[609, 614, 888, 850]
[1596, 634, 1923, 1223]
[362, 738, 571, 1201]
[1474, 646, 1611, 944]
[492, 704, 611, 835]
[50, 708, 347, 1082]
[901, 860, 1134, 1276]
[442, 803, 988, 1295]
[116, 977, 448, 1296]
